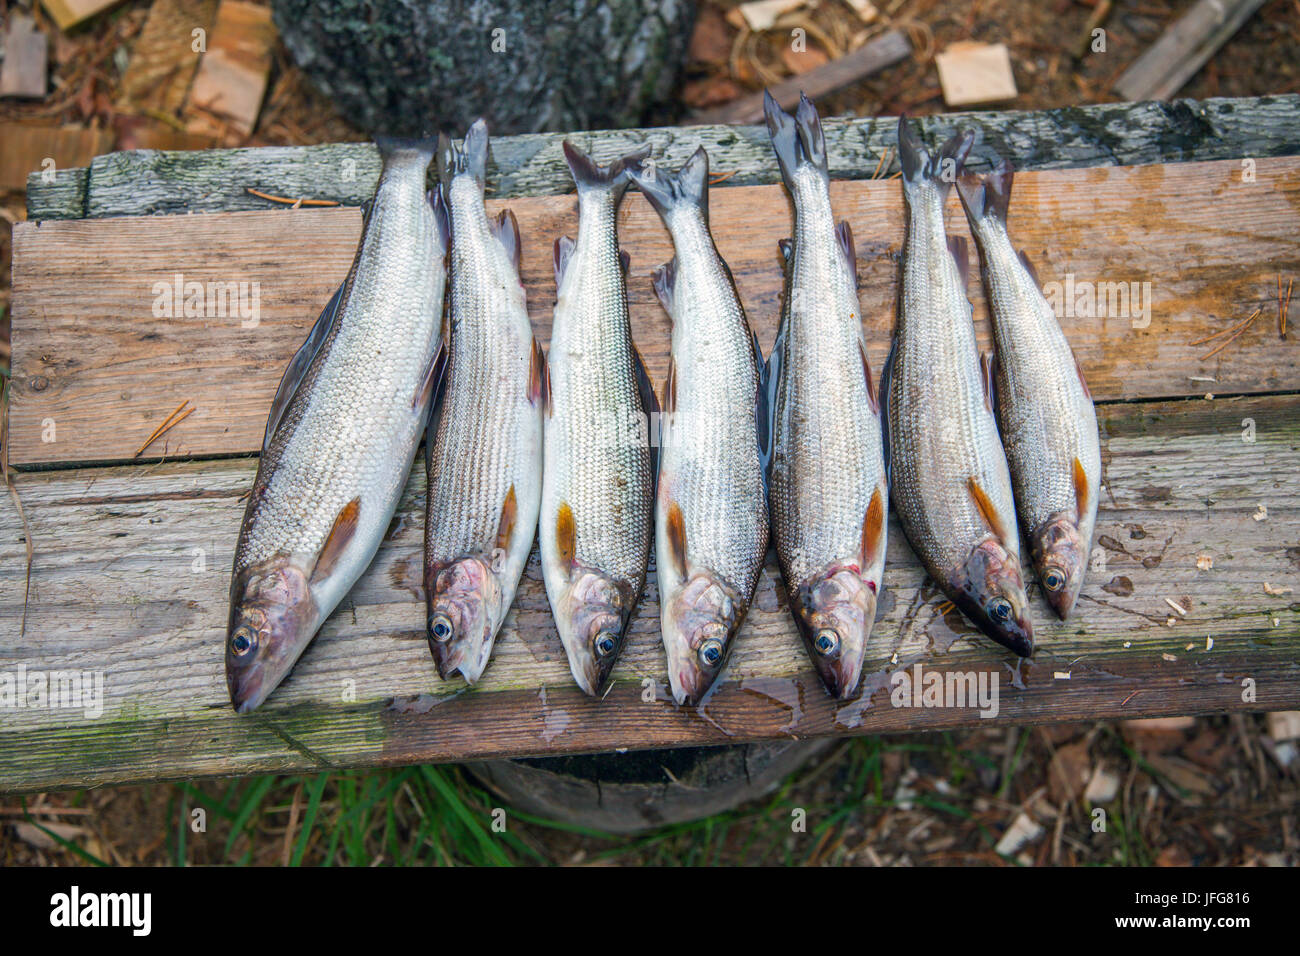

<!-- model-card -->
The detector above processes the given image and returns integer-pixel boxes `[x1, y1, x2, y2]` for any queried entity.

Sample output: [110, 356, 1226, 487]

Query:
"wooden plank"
[0, 13, 48, 99]
[0, 123, 111, 192]
[182, 0, 275, 137]
[24, 95, 1300, 221]
[118, 0, 219, 116]
[690, 29, 911, 125]
[10, 156, 1300, 467]
[1, 394, 1296, 793]
[38, 0, 126, 32]
[1114, 0, 1268, 102]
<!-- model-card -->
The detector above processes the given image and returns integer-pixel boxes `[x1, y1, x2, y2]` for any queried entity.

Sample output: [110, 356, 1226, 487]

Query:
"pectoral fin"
[666, 500, 687, 580]
[311, 496, 360, 584]
[967, 476, 1010, 545]
[859, 486, 885, 571]
[979, 350, 997, 416]
[529, 337, 548, 411]
[1072, 457, 1089, 524]
[496, 485, 518, 553]
[556, 501, 576, 573]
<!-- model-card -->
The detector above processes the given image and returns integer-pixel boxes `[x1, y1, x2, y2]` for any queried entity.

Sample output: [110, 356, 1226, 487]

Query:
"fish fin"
[880, 332, 897, 481]
[1073, 457, 1089, 525]
[496, 485, 518, 552]
[413, 336, 447, 412]
[563, 139, 650, 202]
[967, 476, 1011, 545]
[948, 234, 970, 289]
[1072, 347, 1093, 400]
[375, 135, 439, 164]
[859, 486, 885, 571]
[553, 235, 576, 288]
[529, 336, 547, 410]
[632, 343, 659, 480]
[431, 184, 451, 252]
[835, 220, 857, 287]
[1017, 249, 1040, 287]
[753, 326, 771, 486]
[492, 208, 522, 274]
[619, 249, 631, 277]
[661, 354, 677, 415]
[860, 337, 879, 415]
[652, 257, 677, 315]
[424, 340, 451, 472]
[956, 160, 1013, 224]
[439, 118, 489, 191]
[555, 501, 576, 572]
[979, 349, 997, 416]
[666, 499, 688, 580]
[265, 282, 344, 452]
[311, 496, 360, 584]
[628, 146, 709, 224]
[898, 116, 974, 198]
[778, 237, 793, 262]
[764, 90, 827, 190]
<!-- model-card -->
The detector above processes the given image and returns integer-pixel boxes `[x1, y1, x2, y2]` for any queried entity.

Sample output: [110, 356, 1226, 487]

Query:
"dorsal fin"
[1018, 249, 1040, 287]
[496, 485, 518, 552]
[661, 354, 677, 415]
[979, 350, 997, 415]
[555, 501, 576, 572]
[1072, 457, 1089, 524]
[666, 500, 687, 580]
[311, 496, 359, 583]
[492, 208, 522, 274]
[529, 337, 547, 409]
[859, 486, 885, 571]
[967, 476, 1010, 544]
[835, 220, 857, 286]
[265, 283, 344, 451]
[554, 235, 576, 287]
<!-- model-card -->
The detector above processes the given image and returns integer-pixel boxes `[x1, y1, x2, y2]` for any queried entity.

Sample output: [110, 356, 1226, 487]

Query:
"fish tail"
[957, 158, 1014, 225]
[627, 145, 710, 225]
[897, 116, 974, 200]
[564, 140, 652, 203]
[375, 134, 439, 166]
[764, 90, 827, 189]
[438, 118, 489, 191]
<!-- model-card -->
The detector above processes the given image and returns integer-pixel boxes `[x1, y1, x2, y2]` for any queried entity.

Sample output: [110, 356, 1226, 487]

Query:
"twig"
[1282, 278, 1292, 340]
[134, 400, 194, 459]
[246, 187, 340, 208]
[1199, 308, 1260, 360]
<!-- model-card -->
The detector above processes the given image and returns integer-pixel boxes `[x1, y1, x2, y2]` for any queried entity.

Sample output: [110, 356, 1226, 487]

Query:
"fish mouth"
[426, 557, 502, 685]
[557, 571, 631, 697]
[226, 562, 319, 714]
[1031, 513, 1089, 621]
[792, 565, 877, 699]
[948, 539, 1035, 657]
[662, 571, 744, 706]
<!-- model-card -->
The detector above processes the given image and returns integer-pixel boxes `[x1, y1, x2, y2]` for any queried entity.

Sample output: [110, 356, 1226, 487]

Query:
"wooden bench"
[3, 96, 1298, 794]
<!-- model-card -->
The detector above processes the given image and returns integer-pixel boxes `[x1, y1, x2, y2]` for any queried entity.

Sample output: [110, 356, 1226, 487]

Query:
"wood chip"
[1252, 504, 1267, 522]
[0, 14, 49, 99]
[1164, 597, 1188, 616]
[738, 0, 806, 32]
[994, 812, 1044, 856]
[38, 0, 128, 31]
[185, 0, 277, 137]
[1263, 581, 1294, 596]
[1266, 711, 1300, 743]
[935, 41, 1018, 107]
[1196, 554, 1213, 571]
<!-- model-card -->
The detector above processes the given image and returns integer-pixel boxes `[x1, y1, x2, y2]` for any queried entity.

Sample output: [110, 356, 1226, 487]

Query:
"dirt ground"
[2, 0, 1298, 865]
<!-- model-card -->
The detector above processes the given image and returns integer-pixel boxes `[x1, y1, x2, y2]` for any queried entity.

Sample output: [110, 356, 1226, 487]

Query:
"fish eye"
[430, 614, 454, 643]
[1043, 568, 1066, 592]
[698, 638, 724, 668]
[988, 598, 1012, 623]
[594, 631, 618, 658]
[814, 628, 840, 656]
[230, 625, 257, 657]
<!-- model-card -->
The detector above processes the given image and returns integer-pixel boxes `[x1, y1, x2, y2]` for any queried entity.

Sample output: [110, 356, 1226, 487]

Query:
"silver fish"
[226, 137, 447, 713]
[627, 147, 769, 706]
[540, 140, 656, 696]
[956, 162, 1101, 619]
[885, 118, 1033, 656]
[425, 119, 544, 684]
[765, 92, 888, 699]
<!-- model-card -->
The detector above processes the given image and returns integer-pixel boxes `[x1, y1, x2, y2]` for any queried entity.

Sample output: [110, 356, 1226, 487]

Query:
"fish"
[764, 92, 888, 699]
[540, 140, 656, 696]
[424, 119, 545, 684]
[226, 136, 447, 713]
[956, 161, 1101, 619]
[626, 146, 769, 706]
[885, 117, 1033, 656]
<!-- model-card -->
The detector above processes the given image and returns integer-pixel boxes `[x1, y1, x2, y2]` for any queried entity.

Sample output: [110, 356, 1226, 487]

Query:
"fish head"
[663, 572, 743, 706]
[226, 560, 319, 714]
[792, 564, 876, 699]
[948, 538, 1033, 656]
[1031, 512, 1088, 620]
[557, 570, 631, 697]
[426, 557, 504, 684]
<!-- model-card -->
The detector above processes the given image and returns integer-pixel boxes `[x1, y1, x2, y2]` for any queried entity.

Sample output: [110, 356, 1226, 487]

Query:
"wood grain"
[1, 394, 1297, 792]
[10, 156, 1300, 467]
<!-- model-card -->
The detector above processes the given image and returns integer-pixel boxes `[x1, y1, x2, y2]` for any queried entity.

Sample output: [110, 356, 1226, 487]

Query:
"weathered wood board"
[10, 156, 1300, 467]
[1, 394, 1297, 793]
